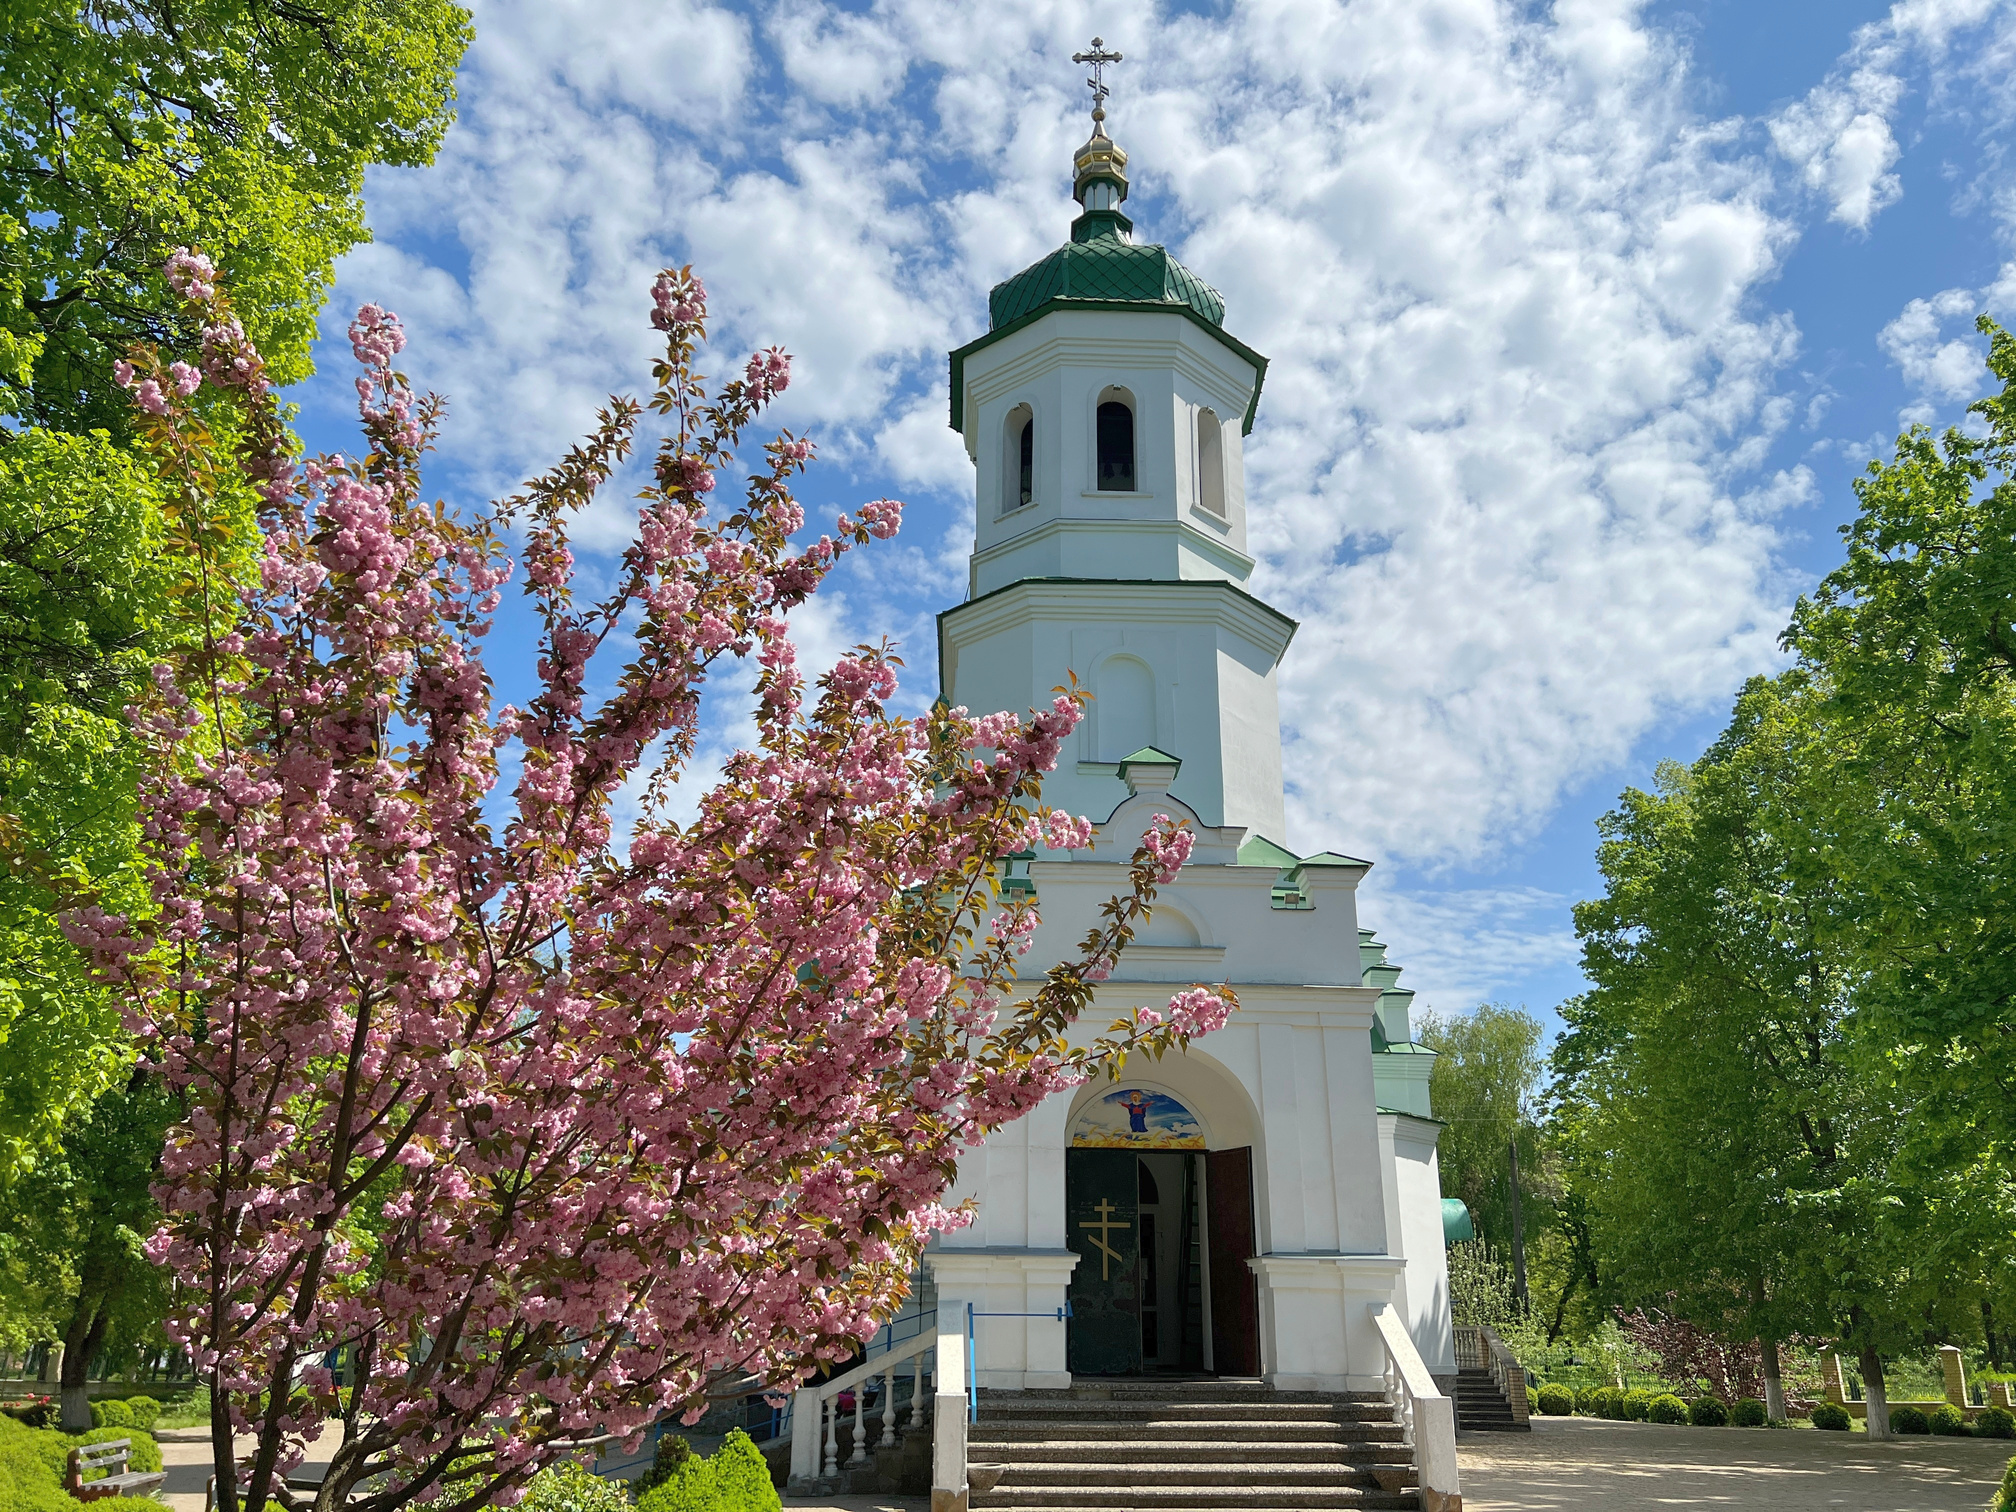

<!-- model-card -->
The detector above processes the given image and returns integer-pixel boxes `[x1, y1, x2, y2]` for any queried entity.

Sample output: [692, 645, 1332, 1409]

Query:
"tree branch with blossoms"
[66, 255, 1234, 1512]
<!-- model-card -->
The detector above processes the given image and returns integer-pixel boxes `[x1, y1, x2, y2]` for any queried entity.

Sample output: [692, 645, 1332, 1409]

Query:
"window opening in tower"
[1097, 401, 1135, 491]
[1018, 417, 1034, 507]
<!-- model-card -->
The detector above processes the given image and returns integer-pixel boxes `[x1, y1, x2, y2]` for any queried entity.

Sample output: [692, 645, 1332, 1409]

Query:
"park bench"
[66, 1439, 166, 1501]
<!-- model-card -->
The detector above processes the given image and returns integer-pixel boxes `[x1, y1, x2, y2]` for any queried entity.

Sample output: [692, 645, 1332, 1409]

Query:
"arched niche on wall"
[1002, 402, 1034, 515]
[1095, 385, 1136, 492]
[1094, 654, 1155, 762]
[1062, 1051, 1259, 1155]
[1196, 408, 1225, 517]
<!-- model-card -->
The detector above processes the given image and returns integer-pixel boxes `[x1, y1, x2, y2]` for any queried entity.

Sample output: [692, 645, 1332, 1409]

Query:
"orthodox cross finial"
[1072, 37, 1123, 125]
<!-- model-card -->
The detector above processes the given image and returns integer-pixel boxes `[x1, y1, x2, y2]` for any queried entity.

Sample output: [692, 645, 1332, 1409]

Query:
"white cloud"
[1766, 0, 2007, 231]
[1356, 880, 1581, 1018]
[1877, 261, 2016, 419]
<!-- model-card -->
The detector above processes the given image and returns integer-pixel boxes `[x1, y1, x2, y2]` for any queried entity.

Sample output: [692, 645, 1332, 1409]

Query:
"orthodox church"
[921, 75, 1457, 1396]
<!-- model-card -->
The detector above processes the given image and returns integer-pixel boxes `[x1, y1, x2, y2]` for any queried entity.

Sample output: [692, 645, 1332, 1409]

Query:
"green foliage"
[149, 1387, 208, 1431]
[637, 1432, 693, 1496]
[1890, 1404, 1929, 1434]
[1731, 1397, 1767, 1427]
[1574, 1384, 1601, 1412]
[1446, 1240, 1519, 1329]
[0, 0, 472, 433]
[89, 1398, 132, 1428]
[0, 1415, 161, 1505]
[1928, 1404, 1967, 1436]
[517, 1462, 632, 1512]
[1998, 1454, 2016, 1512]
[634, 1431, 777, 1512]
[1536, 1383, 1575, 1415]
[1687, 1396, 1728, 1427]
[1810, 1401, 1851, 1430]
[1591, 1386, 1624, 1420]
[122, 1397, 158, 1432]
[1623, 1388, 1653, 1422]
[1977, 1406, 2015, 1440]
[1525, 1384, 1538, 1412]
[1418, 1004, 1544, 1255]
[1647, 1394, 1688, 1425]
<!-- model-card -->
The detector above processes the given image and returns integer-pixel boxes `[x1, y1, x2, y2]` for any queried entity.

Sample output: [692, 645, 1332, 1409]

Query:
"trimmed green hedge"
[1623, 1388, 1653, 1422]
[0, 1416, 167, 1512]
[1928, 1404, 1967, 1436]
[1978, 1407, 2016, 1440]
[1891, 1405, 1929, 1435]
[1688, 1397, 1728, 1427]
[635, 1430, 778, 1512]
[1810, 1402, 1851, 1431]
[1647, 1394, 1688, 1425]
[1730, 1398, 1767, 1428]
[519, 1462, 633, 1512]
[1536, 1384, 1574, 1416]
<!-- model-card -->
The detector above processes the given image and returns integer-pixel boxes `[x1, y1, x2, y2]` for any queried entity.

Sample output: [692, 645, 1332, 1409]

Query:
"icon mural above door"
[1070, 1087, 1204, 1150]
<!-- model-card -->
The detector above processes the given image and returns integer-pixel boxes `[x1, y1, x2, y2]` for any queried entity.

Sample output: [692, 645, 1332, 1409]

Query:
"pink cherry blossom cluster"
[75, 257, 1234, 1512]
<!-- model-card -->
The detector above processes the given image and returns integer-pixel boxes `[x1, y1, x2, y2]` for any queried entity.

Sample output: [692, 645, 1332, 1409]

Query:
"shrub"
[1977, 1407, 2016, 1440]
[1688, 1397, 1729, 1427]
[1647, 1394, 1689, 1425]
[1574, 1384, 1602, 1413]
[518, 1462, 632, 1512]
[1623, 1388, 1653, 1422]
[1997, 1453, 2016, 1511]
[123, 1397, 161, 1432]
[1731, 1398, 1767, 1428]
[1927, 1404, 1968, 1436]
[0, 1419, 163, 1512]
[636, 1430, 778, 1512]
[90, 1399, 135, 1429]
[1810, 1402, 1851, 1431]
[1890, 1405, 1929, 1434]
[637, 1432, 693, 1496]
[1599, 1387, 1628, 1420]
[1526, 1385, 1539, 1413]
[1536, 1384, 1575, 1416]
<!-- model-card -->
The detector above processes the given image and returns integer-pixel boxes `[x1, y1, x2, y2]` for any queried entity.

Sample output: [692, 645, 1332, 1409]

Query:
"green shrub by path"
[1574, 1384, 1602, 1413]
[1688, 1397, 1728, 1427]
[1647, 1395, 1689, 1425]
[1536, 1383, 1574, 1416]
[1978, 1407, 2016, 1440]
[517, 1462, 633, 1512]
[1927, 1404, 1968, 1436]
[124, 1397, 161, 1432]
[1890, 1405, 1929, 1434]
[1996, 1454, 2016, 1511]
[91, 1398, 135, 1429]
[1597, 1387, 1627, 1420]
[637, 1433, 693, 1496]
[0, 1417, 164, 1511]
[635, 1430, 778, 1512]
[1730, 1398, 1767, 1428]
[1624, 1388, 1653, 1422]
[1810, 1402, 1851, 1431]
[1526, 1385, 1539, 1413]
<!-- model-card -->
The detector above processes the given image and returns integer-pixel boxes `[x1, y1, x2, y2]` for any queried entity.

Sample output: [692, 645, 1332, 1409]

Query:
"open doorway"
[1064, 1138, 1260, 1377]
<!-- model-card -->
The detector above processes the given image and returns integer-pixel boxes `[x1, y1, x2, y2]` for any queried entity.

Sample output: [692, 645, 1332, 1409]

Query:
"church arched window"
[1196, 408, 1225, 517]
[1096, 390, 1135, 491]
[1003, 403, 1034, 513]
[1096, 655, 1154, 762]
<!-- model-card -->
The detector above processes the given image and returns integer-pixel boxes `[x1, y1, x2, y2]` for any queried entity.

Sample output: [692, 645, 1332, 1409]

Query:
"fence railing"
[1369, 1304, 1459, 1512]
[1453, 1323, 1530, 1427]
[785, 1328, 937, 1491]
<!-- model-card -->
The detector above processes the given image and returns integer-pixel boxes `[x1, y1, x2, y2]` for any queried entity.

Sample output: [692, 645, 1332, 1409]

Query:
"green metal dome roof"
[987, 216, 1227, 331]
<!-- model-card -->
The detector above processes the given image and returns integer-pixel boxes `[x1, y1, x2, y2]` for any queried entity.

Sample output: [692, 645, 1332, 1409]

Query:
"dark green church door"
[1065, 1148, 1140, 1375]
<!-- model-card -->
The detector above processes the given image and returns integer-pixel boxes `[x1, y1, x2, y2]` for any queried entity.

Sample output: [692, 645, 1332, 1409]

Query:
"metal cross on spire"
[1072, 36, 1123, 125]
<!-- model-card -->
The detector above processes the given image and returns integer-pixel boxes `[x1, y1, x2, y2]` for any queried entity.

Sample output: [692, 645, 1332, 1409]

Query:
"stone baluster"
[880, 1363, 899, 1447]
[848, 1387, 869, 1466]
[908, 1356, 927, 1430]
[821, 1395, 838, 1479]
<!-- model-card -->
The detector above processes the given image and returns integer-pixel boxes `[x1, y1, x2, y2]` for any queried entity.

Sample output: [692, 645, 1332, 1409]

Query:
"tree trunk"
[1858, 1344, 1891, 1439]
[1760, 1337, 1785, 1422]
[1507, 1138, 1529, 1313]
[1986, 1298, 2003, 1372]
[58, 1293, 111, 1433]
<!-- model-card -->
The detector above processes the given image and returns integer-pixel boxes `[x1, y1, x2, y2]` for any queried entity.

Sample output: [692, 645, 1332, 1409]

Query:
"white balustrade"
[786, 1327, 939, 1493]
[1368, 1302, 1461, 1512]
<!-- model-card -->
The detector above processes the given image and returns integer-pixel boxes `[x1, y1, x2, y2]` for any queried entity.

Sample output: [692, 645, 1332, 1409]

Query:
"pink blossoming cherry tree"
[68, 256, 1232, 1512]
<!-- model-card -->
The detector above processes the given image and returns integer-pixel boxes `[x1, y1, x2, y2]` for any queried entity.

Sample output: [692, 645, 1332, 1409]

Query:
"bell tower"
[939, 55, 1293, 839]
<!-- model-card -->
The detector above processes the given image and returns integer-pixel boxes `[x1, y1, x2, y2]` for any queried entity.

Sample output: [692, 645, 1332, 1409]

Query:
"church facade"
[920, 107, 1457, 1395]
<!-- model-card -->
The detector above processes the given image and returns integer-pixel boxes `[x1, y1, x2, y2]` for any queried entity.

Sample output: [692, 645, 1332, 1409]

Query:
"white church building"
[919, 98, 1458, 1397]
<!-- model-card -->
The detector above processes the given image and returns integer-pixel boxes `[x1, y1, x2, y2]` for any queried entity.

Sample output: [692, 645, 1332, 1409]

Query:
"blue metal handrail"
[964, 1302, 1071, 1422]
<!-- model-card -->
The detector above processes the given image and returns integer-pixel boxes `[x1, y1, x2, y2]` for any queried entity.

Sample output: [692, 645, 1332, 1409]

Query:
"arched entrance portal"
[1064, 1084, 1260, 1377]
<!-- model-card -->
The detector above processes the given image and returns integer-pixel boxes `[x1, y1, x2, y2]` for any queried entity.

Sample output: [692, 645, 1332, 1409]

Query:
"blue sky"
[291, 0, 2016, 1036]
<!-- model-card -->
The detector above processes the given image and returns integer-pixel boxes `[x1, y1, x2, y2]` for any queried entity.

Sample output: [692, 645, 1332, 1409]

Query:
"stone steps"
[967, 1382, 1421, 1512]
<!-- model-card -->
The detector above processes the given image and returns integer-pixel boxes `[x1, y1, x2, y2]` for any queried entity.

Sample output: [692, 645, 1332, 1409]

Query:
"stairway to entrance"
[966, 1379, 1424, 1510]
[1450, 1366, 1526, 1432]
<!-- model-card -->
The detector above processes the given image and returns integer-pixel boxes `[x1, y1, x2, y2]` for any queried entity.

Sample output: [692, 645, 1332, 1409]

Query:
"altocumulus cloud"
[312, 0, 2004, 956]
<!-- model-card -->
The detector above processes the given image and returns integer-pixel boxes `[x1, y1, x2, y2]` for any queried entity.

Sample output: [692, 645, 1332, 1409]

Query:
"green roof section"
[1236, 834, 1301, 869]
[1116, 746, 1181, 781]
[1299, 849, 1374, 869]
[988, 224, 1228, 331]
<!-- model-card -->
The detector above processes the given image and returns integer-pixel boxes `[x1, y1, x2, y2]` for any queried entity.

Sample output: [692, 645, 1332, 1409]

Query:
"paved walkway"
[1459, 1416, 2013, 1511]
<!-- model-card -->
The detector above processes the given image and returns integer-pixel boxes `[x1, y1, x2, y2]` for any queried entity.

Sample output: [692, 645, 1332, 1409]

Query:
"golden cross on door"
[1080, 1197, 1128, 1280]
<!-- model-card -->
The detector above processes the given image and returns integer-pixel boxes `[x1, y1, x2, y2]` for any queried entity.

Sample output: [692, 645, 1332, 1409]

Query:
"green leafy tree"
[1555, 675, 2004, 1434]
[1418, 1002, 1544, 1299]
[1785, 316, 2016, 1151]
[0, 0, 471, 432]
